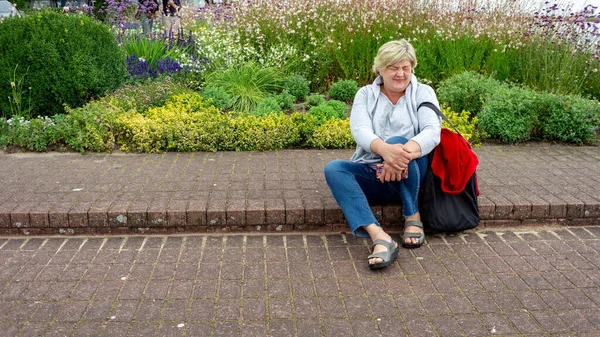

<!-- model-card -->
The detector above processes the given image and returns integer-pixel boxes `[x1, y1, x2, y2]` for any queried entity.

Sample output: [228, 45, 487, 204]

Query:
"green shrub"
[0, 116, 62, 152]
[116, 92, 301, 152]
[201, 86, 233, 111]
[327, 79, 359, 102]
[436, 71, 504, 117]
[307, 119, 355, 149]
[110, 76, 193, 114]
[478, 86, 537, 143]
[282, 75, 310, 101]
[204, 63, 280, 112]
[229, 113, 301, 151]
[252, 96, 281, 116]
[536, 93, 599, 145]
[290, 112, 318, 145]
[309, 100, 348, 125]
[304, 94, 326, 108]
[56, 101, 121, 152]
[0, 10, 127, 118]
[276, 90, 295, 111]
[116, 93, 226, 152]
[439, 106, 482, 145]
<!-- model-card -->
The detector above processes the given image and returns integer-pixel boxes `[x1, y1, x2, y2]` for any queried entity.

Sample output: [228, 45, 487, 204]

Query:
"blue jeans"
[324, 136, 429, 238]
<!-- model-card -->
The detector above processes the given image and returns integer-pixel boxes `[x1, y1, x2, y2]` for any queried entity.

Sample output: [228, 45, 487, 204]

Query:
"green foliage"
[122, 35, 184, 67]
[276, 90, 295, 111]
[536, 93, 599, 145]
[307, 118, 355, 149]
[0, 10, 127, 118]
[204, 63, 281, 112]
[282, 75, 310, 101]
[478, 86, 537, 143]
[304, 94, 326, 108]
[116, 92, 301, 152]
[327, 79, 359, 102]
[109, 76, 193, 114]
[0, 116, 61, 152]
[415, 35, 493, 84]
[287, 112, 315, 144]
[252, 96, 281, 117]
[488, 37, 599, 99]
[56, 101, 120, 152]
[308, 100, 348, 124]
[439, 106, 482, 146]
[228, 113, 301, 151]
[436, 71, 504, 117]
[201, 86, 233, 111]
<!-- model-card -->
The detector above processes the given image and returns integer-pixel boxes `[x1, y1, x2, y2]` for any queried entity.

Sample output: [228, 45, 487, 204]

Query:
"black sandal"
[367, 239, 399, 270]
[401, 220, 425, 248]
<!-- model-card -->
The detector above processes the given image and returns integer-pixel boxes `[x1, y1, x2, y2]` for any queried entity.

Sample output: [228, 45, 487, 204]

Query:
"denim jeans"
[324, 136, 429, 238]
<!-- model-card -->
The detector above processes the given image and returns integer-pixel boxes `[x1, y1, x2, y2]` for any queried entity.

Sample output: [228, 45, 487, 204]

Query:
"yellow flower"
[10, 82, 15, 88]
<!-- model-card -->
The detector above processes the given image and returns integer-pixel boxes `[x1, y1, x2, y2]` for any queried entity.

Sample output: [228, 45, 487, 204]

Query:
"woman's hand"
[379, 143, 412, 171]
[378, 163, 406, 183]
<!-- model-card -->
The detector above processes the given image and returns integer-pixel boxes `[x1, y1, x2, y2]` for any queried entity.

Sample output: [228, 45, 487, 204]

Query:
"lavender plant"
[127, 54, 183, 80]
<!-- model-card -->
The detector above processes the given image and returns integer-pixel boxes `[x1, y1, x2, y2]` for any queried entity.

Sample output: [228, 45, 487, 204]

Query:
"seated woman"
[324, 39, 441, 269]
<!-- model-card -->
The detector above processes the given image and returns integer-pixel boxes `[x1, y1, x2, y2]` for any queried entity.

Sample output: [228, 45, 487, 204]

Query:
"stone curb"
[1, 145, 599, 235]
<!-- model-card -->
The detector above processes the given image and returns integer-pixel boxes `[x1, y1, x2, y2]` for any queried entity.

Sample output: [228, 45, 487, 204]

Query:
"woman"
[324, 39, 441, 269]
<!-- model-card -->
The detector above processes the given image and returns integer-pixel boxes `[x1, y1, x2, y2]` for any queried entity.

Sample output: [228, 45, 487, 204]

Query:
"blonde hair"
[372, 39, 417, 74]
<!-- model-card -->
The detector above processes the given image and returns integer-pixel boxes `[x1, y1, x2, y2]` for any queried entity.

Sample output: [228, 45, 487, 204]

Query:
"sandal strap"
[404, 220, 424, 229]
[367, 251, 390, 260]
[402, 232, 424, 240]
[370, 239, 396, 253]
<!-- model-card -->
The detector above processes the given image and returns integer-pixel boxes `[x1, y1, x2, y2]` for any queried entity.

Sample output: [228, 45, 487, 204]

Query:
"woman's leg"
[384, 136, 429, 245]
[324, 160, 398, 265]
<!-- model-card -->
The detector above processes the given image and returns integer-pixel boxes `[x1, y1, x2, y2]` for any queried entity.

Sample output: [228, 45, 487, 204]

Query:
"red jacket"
[430, 128, 479, 195]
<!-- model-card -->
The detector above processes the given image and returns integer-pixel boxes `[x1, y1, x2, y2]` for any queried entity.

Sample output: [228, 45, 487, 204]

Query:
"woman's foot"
[363, 225, 399, 266]
[402, 219, 425, 248]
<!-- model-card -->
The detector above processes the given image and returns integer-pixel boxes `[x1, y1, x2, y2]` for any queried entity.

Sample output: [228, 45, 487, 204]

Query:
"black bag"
[417, 102, 480, 232]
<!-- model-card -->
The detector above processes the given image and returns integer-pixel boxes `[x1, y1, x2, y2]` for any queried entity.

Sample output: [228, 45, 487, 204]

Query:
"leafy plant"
[307, 118, 355, 149]
[56, 101, 121, 152]
[478, 86, 537, 143]
[122, 35, 183, 68]
[109, 76, 193, 113]
[282, 75, 310, 102]
[304, 94, 325, 108]
[0, 116, 61, 152]
[436, 71, 504, 118]
[276, 90, 295, 111]
[252, 96, 281, 116]
[204, 63, 281, 112]
[440, 106, 482, 145]
[327, 79, 359, 102]
[0, 10, 127, 118]
[309, 100, 348, 124]
[201, 86, 233, 111]
[536, 93, 599, 145]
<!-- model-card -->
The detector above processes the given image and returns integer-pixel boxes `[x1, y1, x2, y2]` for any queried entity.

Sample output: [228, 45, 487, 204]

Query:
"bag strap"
[417, 102, 462, 137]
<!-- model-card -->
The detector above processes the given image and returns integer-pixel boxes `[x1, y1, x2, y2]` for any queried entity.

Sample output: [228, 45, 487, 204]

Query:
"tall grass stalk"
[7, 65, 32, 119]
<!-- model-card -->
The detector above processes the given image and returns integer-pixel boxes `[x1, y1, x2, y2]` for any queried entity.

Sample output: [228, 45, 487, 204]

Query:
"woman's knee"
[324, 160, 346, 179]
[385, 136, 409, 145]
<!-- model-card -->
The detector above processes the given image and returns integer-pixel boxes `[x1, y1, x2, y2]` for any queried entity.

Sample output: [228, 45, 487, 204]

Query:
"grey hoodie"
[349, 74, 442, 167]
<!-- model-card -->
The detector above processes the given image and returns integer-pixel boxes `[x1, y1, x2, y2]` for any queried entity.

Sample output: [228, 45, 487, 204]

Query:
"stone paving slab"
[1, 227, 600, 336]
[0, 144, 599, 235]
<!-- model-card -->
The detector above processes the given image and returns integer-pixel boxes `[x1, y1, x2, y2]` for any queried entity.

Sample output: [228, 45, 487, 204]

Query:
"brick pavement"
[1, 228, 600, 336]
[1, 144, 599, 235]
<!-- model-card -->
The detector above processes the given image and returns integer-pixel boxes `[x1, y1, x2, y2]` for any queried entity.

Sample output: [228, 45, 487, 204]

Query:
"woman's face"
[380, 59, 412, 95]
